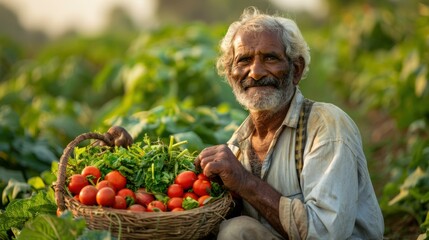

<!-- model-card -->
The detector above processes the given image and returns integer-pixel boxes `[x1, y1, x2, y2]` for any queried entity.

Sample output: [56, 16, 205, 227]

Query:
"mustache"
[240, 77, 280, 90]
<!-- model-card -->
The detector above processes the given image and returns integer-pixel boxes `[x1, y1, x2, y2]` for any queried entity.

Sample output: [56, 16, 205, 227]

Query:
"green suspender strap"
[295, 98, 314, 184]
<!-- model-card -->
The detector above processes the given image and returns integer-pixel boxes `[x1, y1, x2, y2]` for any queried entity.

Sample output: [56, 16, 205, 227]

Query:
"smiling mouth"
[244, 84, 277, 91]
[241, 77, 280, 91]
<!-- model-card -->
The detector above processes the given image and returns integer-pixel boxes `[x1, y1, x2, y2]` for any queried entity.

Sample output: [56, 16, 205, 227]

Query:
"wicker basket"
[54, 132, 233, 240]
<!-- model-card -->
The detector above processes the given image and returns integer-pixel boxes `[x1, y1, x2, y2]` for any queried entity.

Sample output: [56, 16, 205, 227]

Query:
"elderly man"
[195, 7, 384, 240]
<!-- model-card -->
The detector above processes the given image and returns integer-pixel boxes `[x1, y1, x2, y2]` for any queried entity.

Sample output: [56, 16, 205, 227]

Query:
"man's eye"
[265, 55, 278, 61]
[237, 57, 250, 63]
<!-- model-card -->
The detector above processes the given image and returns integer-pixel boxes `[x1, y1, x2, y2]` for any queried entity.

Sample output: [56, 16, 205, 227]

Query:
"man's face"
[229, 30, 296, 112]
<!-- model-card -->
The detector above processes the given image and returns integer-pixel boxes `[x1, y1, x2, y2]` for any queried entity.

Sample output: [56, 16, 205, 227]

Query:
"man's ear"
[292, 56, 305, 85]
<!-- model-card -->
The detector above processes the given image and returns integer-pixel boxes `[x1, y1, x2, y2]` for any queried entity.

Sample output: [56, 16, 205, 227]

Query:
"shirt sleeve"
[279, 197, 308, 239]
[279, 139, 360, 239]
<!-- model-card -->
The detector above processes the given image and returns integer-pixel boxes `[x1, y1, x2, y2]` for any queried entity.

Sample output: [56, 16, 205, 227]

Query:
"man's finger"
[203, 160, 223, 178]
[194, 155, 202, 170]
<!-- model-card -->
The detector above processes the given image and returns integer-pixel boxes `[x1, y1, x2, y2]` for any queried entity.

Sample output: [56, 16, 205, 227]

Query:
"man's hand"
[195, 144, 249, 194]
[196, 145, 289, 237]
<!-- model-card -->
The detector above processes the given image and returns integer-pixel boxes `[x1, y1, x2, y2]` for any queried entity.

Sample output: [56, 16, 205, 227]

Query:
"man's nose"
[248, 59, 267, 80]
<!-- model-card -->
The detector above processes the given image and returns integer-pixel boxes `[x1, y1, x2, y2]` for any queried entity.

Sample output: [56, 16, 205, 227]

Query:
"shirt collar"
[227, 88, 305, 147]
[283, 87, 304, 129]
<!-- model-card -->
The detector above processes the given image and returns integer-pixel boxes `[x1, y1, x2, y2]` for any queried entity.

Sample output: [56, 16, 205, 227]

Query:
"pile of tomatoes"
[66, 166, 213, 212]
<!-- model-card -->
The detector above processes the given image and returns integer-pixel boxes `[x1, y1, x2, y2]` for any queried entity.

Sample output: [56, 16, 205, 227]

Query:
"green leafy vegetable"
[182, 197, 199, 210]
[67, 135, 197, 194]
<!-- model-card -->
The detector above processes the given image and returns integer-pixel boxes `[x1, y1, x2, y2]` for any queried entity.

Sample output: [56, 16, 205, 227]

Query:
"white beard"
[232, 73, 295, 112]
[234, 87, 288, 112]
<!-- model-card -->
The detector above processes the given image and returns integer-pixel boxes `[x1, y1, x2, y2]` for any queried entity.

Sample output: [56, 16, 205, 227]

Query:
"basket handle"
[55, 132, 112, 211]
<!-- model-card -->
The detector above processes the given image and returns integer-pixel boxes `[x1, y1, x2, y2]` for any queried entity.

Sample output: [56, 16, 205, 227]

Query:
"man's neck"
[248, 103, 289, 161]
[249, 102, 289, 140]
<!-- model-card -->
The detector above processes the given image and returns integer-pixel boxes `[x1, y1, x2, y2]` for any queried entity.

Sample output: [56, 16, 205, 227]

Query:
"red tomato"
[135, 192, 155, 207]
[197, 173, 209, 181]
[128, 204, 146, 212]
[68, 174, 89, 195]
[167, 197, 183, 211]
[175, 171, 197, 190]
[113, 195, 127, 209]
[105, 170, 127, 191]
[117, 188, 136, 204]
[198, 195, 212, 206]
[171, 207, 184, 212]
[167, 184, 184, 198]
[79, 185, 98, 205]
[183, 192, 198, 201]
[96, 180, 116, 191]
[96, 187, 116, 207]
[193, 179, 212, 197]
[147, 200, 166, 212]
[81, 166, 101, 183]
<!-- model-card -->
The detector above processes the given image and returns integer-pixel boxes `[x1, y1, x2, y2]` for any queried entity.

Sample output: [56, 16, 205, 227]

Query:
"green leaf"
[2, 179, 31, 205]
[0, 105, 21, 133]
[173, 131, 205, 152]
[415, 66, 427, 97]
[182, 196, 199, 210]
[389, 167, 427, 205]
[420, 211, 429, 234]
[17, 214, 86, 240]
[0, 191, 56, 233]
[40, 170, 57, 186]
[27, 177, 46, 190]
[78, 229, 113, 240]
[31, 143, 58, 164]
[400, 50, 420, 81]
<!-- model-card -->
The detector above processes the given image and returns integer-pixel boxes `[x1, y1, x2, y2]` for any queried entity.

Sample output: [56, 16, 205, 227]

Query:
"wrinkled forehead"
[233, 20, 284, 44]
[232, 29, 284, 52]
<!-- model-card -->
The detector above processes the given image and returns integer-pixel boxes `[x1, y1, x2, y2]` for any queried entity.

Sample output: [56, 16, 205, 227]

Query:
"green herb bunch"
[67, 135, 196, 194]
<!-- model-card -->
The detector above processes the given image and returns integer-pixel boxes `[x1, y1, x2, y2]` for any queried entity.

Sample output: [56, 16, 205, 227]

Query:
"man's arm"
[296, 140, 359, 238]
[196, 141, 362, 239]
[196, 144, 289, 238]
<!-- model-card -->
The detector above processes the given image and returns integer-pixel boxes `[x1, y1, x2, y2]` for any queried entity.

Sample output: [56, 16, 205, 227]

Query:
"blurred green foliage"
[0, 0, 428, 238]
[320, 1, 429, 238]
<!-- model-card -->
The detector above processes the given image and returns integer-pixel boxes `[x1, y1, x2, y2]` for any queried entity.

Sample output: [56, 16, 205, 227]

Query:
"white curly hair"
[216, 6, 311, 81]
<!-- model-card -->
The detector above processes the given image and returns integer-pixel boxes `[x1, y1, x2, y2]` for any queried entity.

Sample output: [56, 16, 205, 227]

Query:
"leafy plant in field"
[322, 1, 429, 236]
[0, 106, 60, 184]
[380, 135, 429, 235]
[0, 23, 244, 193]
[0, 191, 55, 234]
[0, 23, 241, 169]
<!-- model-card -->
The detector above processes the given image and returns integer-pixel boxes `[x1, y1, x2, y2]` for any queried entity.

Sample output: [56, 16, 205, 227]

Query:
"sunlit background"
[0, 0, 326, 40]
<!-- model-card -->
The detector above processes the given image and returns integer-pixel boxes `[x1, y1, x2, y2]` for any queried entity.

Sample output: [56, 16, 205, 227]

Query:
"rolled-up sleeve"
[279, 197, 308, 239]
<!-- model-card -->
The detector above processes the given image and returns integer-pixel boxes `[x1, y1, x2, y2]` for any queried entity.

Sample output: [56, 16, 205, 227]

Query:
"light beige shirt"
[227, 88, 384, 239]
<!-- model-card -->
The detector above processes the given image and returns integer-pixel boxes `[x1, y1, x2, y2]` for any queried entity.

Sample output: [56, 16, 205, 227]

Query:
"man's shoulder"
[307, 101, 361, 139]
[309, 101, 354, 124]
